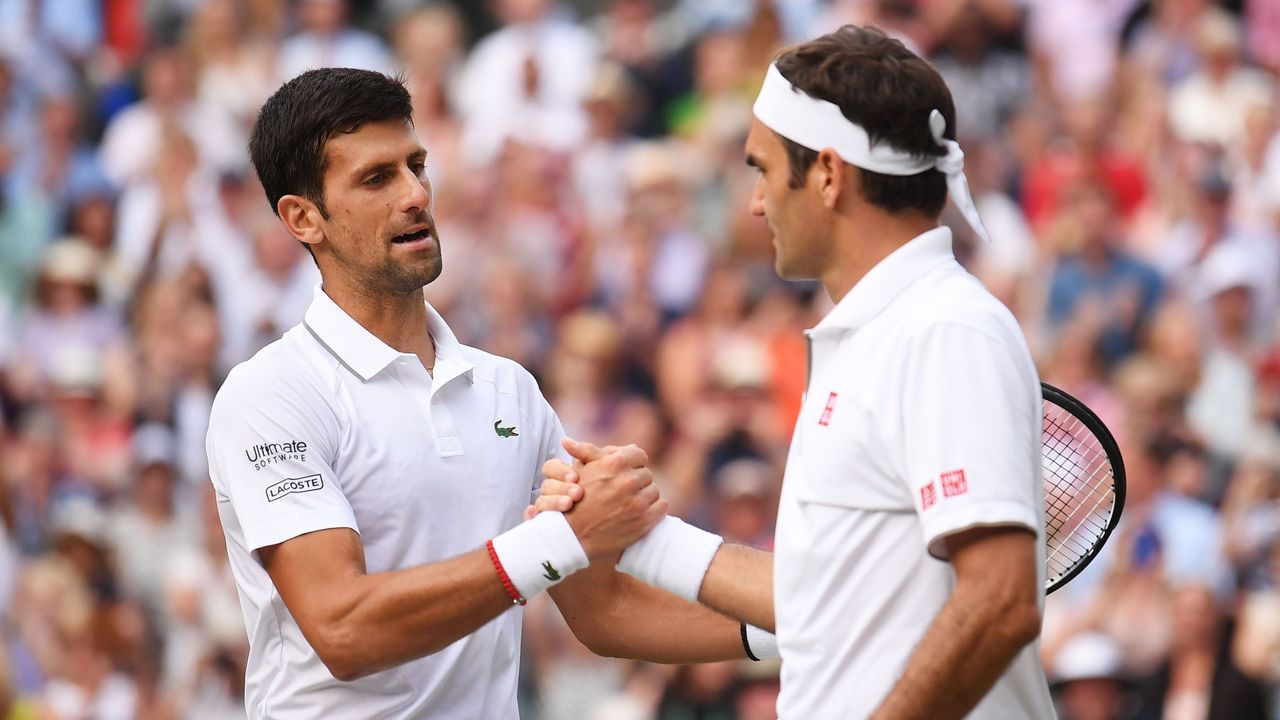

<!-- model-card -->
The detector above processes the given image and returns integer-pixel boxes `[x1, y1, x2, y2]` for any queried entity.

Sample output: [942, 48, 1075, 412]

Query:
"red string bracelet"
[486, 539, 527, 606]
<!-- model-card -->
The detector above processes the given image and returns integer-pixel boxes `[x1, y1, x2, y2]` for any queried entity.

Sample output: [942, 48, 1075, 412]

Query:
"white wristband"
[744, 623, 780, 661]
[490, 512, 589, 601]
[617, 516, 723, 602]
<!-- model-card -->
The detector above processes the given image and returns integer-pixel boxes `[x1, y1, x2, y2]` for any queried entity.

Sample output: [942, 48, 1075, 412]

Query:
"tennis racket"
[1041, 382, 1126, 595]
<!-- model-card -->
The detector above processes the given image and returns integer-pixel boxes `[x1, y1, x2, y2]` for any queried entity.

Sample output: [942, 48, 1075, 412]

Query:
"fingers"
[541, 458, 579, 484]
[539, 478, 584, 503]
[523, 505, 537, 521]
[533, 494, 574, 513]
[562, 437, 606, 463]
[612, 443, 650, 469]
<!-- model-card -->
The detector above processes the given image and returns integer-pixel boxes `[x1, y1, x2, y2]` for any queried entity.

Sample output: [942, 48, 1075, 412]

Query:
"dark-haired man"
[542, 25, 1057, 718]
[205, 68, 750, 719]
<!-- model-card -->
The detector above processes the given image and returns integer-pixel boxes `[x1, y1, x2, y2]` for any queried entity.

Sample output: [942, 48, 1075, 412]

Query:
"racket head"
[1040, 382, 1127, 595]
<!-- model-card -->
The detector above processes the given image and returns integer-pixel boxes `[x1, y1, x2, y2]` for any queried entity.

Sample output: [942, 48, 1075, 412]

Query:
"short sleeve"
[527, 374, 569, 503]
[901, 323, 1041, 560]
[206, 366, 358, 552]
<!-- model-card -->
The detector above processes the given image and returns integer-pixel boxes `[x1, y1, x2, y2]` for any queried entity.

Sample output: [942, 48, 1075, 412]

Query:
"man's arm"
[257, 446, 664, 682]
[871, 526, 1042, 720]
[259, 530, 523, 681]
[697, 543, 775, 632]
[549, 562, 748, 663]
[538, 448, 777, 648]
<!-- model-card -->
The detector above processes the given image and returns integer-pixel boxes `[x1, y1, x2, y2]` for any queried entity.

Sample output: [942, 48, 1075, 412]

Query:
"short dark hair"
[773, 26, 955, 218]
[249, 68, 413, 218]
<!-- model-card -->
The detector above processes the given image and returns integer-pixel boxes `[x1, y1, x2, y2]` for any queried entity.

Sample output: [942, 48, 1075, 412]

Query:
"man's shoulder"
[213, 328, 332, 413]
[894, 267, 1022, 339]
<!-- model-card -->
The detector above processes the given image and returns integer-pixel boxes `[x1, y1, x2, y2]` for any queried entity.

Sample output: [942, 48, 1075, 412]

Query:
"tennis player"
[205, 68, 757, 720]
[539, 26, 1057, 719]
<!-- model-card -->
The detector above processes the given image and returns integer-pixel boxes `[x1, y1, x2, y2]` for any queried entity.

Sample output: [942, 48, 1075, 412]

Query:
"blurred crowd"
[0, 0, 1278, 718]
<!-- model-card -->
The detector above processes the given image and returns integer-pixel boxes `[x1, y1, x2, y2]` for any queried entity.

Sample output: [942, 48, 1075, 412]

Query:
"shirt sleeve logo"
[266, 474, 324, 502]
[941, 469, 969, 497]
[817, 392, 839, 426]
[244, 440, 308, 470]
[920, 481, 938, 510]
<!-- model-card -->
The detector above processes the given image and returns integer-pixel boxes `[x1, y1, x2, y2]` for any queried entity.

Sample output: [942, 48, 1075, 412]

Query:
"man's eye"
[366, 174, 385, 186]
[410, 162, 426, 176]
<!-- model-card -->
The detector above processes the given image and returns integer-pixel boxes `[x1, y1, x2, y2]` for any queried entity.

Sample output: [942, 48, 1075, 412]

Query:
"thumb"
[562, 436, 605, 463]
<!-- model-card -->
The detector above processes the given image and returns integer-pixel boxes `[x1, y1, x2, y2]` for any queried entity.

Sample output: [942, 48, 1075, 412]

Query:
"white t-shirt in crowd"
[774, 227, 1056, 719]
[206, 285, 565, 719]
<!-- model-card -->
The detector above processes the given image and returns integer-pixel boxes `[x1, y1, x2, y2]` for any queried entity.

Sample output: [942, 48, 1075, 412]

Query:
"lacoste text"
[266, 475, 324, 502]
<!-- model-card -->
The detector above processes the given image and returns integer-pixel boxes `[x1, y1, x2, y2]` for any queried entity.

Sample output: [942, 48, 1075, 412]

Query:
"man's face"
[313, 118, 442, 295]
[744, 119, 830, 280]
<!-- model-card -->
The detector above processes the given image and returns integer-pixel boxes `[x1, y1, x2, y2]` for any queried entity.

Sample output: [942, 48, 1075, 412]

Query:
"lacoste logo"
[265, 474, 324, 502]
[494, 420, 519, 438]
[542, 561, 561, 582]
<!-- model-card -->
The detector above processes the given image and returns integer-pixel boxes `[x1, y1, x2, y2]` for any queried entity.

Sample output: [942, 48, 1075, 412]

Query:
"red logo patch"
[941, 469, 968, 497]
[920, 482, 937, 510]
[817, 392, 838, 426]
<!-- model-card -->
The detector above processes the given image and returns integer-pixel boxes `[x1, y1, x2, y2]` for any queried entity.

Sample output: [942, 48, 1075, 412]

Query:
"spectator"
[277, 0, 393, 82]
[98, 46, 243, 187]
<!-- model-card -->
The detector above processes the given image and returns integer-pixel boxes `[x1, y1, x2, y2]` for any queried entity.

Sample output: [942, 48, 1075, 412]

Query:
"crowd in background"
[0, 0, 1278, 717]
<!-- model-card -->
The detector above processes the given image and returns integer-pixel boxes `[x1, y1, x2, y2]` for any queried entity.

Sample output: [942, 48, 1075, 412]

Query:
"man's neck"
[321, 278, 437, 372]
[820, 213, 938, 304]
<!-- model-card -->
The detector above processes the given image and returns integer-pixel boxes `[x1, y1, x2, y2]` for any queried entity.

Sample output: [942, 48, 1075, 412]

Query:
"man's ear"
[277, 195, 325, 251]
[814, 148, 846, 210]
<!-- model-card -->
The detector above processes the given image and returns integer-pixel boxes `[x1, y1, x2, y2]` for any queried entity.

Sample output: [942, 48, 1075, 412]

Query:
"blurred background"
[0, 0, 1277, 718]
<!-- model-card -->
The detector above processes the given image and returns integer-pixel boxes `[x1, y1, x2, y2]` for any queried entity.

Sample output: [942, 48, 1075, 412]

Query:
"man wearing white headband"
[539, 25, 1054, 720]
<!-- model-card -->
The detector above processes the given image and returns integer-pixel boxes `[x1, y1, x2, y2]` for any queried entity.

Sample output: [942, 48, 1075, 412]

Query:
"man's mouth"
[392, 227, 433, 245]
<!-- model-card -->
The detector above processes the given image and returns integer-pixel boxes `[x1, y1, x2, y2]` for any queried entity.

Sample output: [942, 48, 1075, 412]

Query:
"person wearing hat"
[1049, 632, 1133, 720]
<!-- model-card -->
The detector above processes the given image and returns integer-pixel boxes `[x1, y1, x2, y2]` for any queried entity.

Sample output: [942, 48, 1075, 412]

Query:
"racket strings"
[1042, 408, 1117, 580]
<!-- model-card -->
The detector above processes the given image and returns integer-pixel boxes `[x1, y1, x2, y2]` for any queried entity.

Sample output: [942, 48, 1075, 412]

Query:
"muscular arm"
[259, 448, 663, 682]
[698, 544, 775, 632]
[871, 527, 1042, 720]
[550, 561, 747, 663]
[258, 529, 515, 681]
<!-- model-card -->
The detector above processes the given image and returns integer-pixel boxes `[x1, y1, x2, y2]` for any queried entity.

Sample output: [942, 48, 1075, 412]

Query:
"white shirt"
[774, 228, 1055, 719]
[206, 285, 565, 719]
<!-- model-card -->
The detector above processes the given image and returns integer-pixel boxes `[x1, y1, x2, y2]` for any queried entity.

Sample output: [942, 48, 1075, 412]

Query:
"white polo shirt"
[774, 228, 1056, 719]
[206, 285, 565, 720]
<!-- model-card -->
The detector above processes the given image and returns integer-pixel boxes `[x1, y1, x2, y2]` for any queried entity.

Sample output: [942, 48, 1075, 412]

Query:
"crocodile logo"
[542, 561, 561, 582]
[494, 420, 519, 438]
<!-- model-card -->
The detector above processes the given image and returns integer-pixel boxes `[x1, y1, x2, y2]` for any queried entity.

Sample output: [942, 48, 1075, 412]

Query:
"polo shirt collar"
[813, 226, 957, 333]
[303, 284, 475, 384]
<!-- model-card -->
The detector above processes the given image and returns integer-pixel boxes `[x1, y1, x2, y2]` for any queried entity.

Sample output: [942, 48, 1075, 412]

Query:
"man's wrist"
[489, 512, 589, 603]
[742, 623, 779, 661]
[617, 516, 723, 602]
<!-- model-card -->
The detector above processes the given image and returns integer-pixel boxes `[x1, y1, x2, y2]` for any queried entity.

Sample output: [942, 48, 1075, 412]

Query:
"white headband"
[752, 63, 991, 244]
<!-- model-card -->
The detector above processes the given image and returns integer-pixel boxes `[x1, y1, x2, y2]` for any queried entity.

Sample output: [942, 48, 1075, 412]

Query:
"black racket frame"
[1041, 382, 1128, 595]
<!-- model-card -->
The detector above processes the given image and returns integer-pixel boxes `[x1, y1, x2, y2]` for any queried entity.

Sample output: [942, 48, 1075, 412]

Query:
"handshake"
[524, 438, 668, 562]
[488, 437, 725, 608]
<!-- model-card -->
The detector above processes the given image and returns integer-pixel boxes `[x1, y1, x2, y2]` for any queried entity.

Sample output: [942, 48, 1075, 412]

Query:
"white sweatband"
[752, 63, 991, 244]
[743, 623, 780, 661]
[490, 512, 589, 601]
[617, 516, 723, 602]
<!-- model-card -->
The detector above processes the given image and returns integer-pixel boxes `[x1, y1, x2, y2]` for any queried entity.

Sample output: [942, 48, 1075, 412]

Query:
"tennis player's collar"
[303, 284, 475, 384]
[813, 226, 956, 333]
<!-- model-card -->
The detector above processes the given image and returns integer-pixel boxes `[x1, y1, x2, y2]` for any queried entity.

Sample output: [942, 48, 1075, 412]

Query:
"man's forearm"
[697, 544, 775, 632]
[871, 586, 1040, 719]
[295, 547, 518, 680]
[551, 562, 747, 663]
